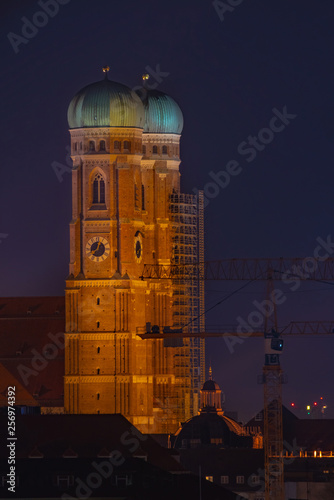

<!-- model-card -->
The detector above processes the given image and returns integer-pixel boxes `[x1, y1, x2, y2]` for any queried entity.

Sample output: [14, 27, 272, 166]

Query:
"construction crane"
[139, 257, 334, 500]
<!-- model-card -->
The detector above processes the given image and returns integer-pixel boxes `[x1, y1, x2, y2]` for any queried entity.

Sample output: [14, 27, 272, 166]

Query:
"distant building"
[0, 413, 239, 499]
[0, 297, 65, 412]
[173, 368, 254, 450]
[171, 382, 334, 500]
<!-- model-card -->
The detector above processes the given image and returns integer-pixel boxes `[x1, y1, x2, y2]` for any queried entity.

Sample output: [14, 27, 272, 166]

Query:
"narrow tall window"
[134, 185, 139, 209]
[142, 145, 146, 155]
[97, 321, 100, 328]
[74, 142, 78, 151]
[124, 140, 131, 151]
[141, 185, 145, 210]
[97, 393, 100, 400]
[97, 297, 100, 305]
[114, 140, 120, 151]
[89, 140, 95, 151]
[162, 145, 167, 154]
[99, 140, 106, 151]
[153, 145, 158, 154]
[92, 173, 105, 204]
[97, 368, 100, 374]
[97, 347, 100, 354]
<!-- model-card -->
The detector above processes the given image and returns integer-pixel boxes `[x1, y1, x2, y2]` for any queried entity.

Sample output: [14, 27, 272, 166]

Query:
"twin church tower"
[64, 69, 205, 433]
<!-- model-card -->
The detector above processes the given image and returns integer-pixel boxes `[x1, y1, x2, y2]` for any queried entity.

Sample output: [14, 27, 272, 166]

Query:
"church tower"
[64, 69, 204, 433]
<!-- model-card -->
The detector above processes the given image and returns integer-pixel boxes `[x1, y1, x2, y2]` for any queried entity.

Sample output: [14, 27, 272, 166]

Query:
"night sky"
[1, 0, 334, 422]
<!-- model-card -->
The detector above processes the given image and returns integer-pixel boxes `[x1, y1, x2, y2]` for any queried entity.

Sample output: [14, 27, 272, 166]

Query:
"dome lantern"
[200, 366, 224, 414]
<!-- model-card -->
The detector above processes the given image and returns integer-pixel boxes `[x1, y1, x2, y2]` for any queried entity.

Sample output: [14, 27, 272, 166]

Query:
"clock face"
[86, 236, 110, 262]
[134, 233, 143, 263]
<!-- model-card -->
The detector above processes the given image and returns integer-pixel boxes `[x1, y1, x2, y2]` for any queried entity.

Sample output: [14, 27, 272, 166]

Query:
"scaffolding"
[169, 191, 205, 418]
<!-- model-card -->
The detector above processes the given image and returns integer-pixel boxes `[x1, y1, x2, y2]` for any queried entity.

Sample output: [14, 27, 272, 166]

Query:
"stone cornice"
[70, 127, 143, 137]
[65, 278, 148, 289]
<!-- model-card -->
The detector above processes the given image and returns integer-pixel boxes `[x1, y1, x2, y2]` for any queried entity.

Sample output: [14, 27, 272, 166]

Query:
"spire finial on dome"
[142, 73, 150, 88]
[102, 66, 110, 80]
[209, 365, 212, 380]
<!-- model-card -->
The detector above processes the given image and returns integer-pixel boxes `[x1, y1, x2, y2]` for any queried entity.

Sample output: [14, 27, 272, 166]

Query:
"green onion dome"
[137, 88, 184, 134]
[68, 78, 145, 129]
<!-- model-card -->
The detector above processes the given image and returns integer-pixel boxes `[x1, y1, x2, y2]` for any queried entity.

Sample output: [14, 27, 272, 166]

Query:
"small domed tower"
[200, 366, 225, 416]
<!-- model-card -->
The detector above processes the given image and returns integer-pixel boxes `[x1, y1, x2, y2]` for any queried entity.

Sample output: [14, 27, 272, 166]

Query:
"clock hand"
[92, 241, 101, 255]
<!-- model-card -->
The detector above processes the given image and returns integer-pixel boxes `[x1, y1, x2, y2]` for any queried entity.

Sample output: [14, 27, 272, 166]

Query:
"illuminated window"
[153, 145, 158, 154]
[221, 476, 229, 484]
[123, 140, 131, 151]
[236, 476, 244, 484]
[92, 173, 105, 204]
[99, 140, 106, 151]
[56, 475, 74, 489]
[205, 476, 213, 482]
[114, 140, 120, 151]
[162, 145, 167, 154]
[141, 185, 145, 210]
[142, 145, 146, 155]
[89, 140, 95, 151]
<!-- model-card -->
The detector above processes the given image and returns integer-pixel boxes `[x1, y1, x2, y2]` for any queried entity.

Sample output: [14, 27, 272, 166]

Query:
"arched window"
[92, 173, 105, 204]
[152, 145, 158, 154]
[97, 393, 100, 400]
[142, 145, 146, 155]
[97, 321, 100, 328]
[99, 140, 106, 151]
[89, 140, 95, 151]
[124, 140, 131, 151]
[97, 368, 100, 375]
[114, 140, 120, 151]
[141, 185, 145, 210]
[162, 145, 168, 154]
[97, 297, 100, 305]
[97, 347, 100, 354]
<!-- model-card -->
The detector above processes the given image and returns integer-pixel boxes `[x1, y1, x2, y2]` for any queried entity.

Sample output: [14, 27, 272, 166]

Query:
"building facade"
[64, 71, 204, 433]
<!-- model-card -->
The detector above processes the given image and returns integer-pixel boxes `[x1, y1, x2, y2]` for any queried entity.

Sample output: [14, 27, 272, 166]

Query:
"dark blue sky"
[1, 0, 334, 421]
